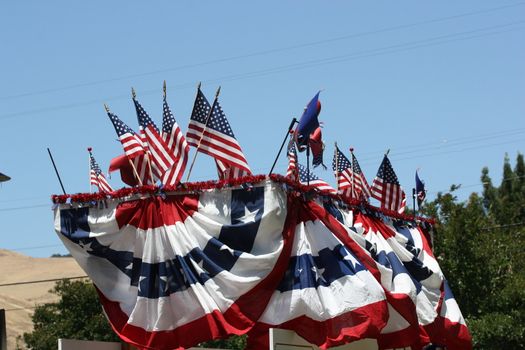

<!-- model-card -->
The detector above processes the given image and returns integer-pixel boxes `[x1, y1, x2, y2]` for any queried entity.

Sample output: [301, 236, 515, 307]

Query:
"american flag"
[415, 170, 426, 209]
[351, 151, 371, 200]
[106, 108, 151, 185]
[371, 155, 406, 213]
[332, 146, 352, 198]
[161, 97, 189, 186]
[186, 88, 251, 178]
[107, 110, 144, 158]
[133, 97, 177, 183]
[89, 150, 113, 193]
[298, 163, 337, 194]
[286, 138, 298, 181]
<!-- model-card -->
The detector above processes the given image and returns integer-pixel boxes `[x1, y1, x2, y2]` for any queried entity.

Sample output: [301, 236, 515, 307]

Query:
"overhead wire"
[0, 276, 88, 288]
[1, 20, 524, 121]
[1, 1, 523, 102]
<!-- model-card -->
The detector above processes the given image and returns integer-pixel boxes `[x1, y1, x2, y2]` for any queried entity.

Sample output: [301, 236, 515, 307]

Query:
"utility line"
[7, 244, 63, 252]
[1, 21, 524, 121]
[357, 128, 525, 159]
[0, 204, 49, 212]
[1, 1, 523, 101]
[481, 222, 525, 230]
[0, 276, 88, 288]
[359, 138, 524, 166]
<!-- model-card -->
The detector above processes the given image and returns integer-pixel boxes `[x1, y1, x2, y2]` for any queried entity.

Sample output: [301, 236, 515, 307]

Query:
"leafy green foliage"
[423, 153, 525, 349]
[22, 279, 119, 349]
[197, 335, 247, 349]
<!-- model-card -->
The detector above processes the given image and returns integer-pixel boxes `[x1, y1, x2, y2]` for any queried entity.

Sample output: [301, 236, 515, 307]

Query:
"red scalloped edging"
[51, 174, 434, 225]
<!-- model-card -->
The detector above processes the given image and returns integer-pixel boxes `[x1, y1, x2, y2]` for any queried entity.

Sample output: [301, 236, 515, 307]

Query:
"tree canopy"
[423, 152, 525, 349]
[21, 279, 119, 349]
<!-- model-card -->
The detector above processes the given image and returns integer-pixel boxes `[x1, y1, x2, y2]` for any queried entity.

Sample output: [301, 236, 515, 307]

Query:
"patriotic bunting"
[54, 179, 471, 350]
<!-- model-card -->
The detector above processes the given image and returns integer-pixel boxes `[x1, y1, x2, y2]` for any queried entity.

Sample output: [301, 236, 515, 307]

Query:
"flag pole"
[268, 117, 297, 175]
[412, 188, 417, 217]
[47, 148, 66, 195]
[334, 142, 339, 191]
[132, 87, 155, 183]
[306, 136, 310, 186]
[350, 147, 355, 199]
[87, 147, 92, 194]
[186, 85, 221, 182]
[104, 104, 143, 186]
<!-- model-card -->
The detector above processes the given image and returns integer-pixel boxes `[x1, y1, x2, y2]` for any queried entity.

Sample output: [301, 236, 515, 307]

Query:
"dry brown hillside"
[0, 249, 84, 349]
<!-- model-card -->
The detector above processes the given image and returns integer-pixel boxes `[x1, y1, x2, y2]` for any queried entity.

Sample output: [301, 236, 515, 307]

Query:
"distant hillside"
[0, 249, 84, 349]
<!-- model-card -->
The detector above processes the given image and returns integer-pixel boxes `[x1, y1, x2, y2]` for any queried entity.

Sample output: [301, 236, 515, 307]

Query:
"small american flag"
[107, 110, 144, 158]
[415, 170, 426, 209]
[371, 155, 406, 213]
[133, 97, 177, 183]
[332, 146, 352, 198]
[286, 138, 298, 181]
[161, 97, 189, 186]
[298, 163, 337, 194]
[186, 88, 251, 178]
[351, 151, 371, 200]
[89, 150, 113, 193]
[106, 109, 151, 185]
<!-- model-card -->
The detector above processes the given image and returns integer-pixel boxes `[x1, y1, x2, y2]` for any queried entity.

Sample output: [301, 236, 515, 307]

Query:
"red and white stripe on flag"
[162, 127, 189, 186]
[187, 120, 251, 174]
[90, 171, 113, 193]
[371, 178, 406, 213]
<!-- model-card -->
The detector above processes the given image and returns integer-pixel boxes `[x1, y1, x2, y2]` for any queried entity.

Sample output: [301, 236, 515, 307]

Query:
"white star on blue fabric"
[238, 206, 259, 223]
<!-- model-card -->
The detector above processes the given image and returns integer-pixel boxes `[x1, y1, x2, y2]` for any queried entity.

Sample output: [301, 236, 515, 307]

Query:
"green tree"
[197, 335, 247, 349]
[423, 153, 525, 349]
[22, 279, 119, 349]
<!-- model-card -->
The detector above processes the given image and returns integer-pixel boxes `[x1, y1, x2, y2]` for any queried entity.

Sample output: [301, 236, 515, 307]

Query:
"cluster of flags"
[88, 82, 252, 192]
[286, 92, 426, 213]
[88, 87, 426, 213]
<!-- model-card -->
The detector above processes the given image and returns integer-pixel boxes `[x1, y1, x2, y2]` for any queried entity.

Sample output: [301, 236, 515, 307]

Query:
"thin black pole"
[268, 118, 297, 175]
[306, 136, 310, 186]
[47, 148, 66, 195]
[412, 188, 417, 218]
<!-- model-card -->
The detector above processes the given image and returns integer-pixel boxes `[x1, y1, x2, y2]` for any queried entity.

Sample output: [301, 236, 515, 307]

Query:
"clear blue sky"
[1, 1, 524, 257]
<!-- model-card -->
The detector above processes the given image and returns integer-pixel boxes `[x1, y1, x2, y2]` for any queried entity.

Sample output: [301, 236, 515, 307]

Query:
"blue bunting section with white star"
[53, 178, 471, 350]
